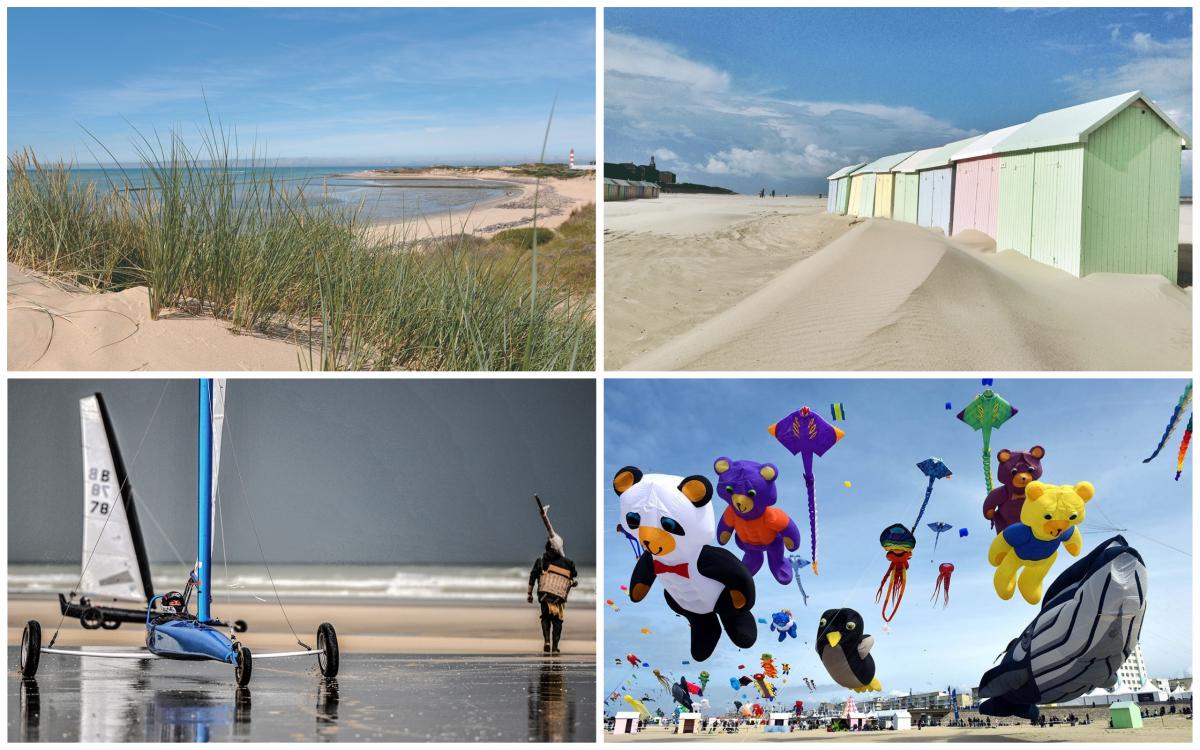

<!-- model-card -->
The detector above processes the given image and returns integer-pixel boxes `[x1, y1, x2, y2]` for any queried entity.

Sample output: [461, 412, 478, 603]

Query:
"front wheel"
[317, 623, 339, 678]
[235, 645, 253, 687]
[100, 619, 120, 630]
[20, 621, 41, 678]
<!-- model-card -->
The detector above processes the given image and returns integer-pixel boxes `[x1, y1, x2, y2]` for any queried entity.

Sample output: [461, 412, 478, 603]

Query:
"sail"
[79, 395, 149, 602]
[210, 378, 226, 549]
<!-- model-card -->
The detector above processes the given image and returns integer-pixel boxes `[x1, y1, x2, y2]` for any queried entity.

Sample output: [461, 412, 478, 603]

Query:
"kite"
[623, 695, 652, 719]
[760, 653, 778, 678]
[626, 653, 642, 668]
[787, 555, 812, 606]
[843, 480, 852, 488]
[770, 611, 797, 642]
[729, 675, 753, 690]
[616, 524, 642, 560]
[927, 522, 952, 551]
[640, 628, 652, 634]
[988, 481, 1093, 604]
[914, 458, 952, 528]
[794, 700, 805, 715]
[977, 536, 1146, 722]
[752, 674, 776, 701]
[1143, 384, 1192, 463]
[713, 457, 800, 584]
[606, 599, 620, 612]
[959, 528, 969, 538]
[781, 663, 790, 675]
[875, 524, 915, 622]
[1176, 417, 1193, 481]
[830, 403, 846, 421]
[698, 671, 710, 692]
[957, 388, 1018, 493]
[816, 608, 881, 692]
[769, 406, 844, 575]
[652, 669, 673, 693]
[931, 563, 954, 607]
[670, 676, 695, 710]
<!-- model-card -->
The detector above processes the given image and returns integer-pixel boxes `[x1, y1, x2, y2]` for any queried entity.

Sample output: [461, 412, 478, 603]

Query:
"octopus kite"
[876, 524, 915, 622]
[932, 563, 954, 607]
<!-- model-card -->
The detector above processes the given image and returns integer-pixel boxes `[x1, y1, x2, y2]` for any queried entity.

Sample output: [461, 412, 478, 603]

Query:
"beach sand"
[605, 194, 1191, 371]
[7, 264, 306, 372]
[606, 718, 1192, 742]
[9, 649, 594, 741]
[7, 597, 596, 655]
[358, 168, 596, 243]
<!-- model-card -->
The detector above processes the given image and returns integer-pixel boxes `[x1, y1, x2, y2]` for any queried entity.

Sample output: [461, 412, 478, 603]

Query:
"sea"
[8, 563, 596, 605]
[40, 165, 519, 225]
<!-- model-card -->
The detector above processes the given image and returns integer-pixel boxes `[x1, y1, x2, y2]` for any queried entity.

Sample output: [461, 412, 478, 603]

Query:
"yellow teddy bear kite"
[988, 480, 1094, 604]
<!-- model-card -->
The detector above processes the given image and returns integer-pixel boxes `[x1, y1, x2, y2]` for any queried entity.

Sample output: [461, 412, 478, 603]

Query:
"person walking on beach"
[528, 540, 578, 654]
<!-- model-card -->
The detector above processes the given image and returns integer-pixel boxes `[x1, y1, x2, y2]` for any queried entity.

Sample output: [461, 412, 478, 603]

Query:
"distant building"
[658, 170, 677, 185]
[1116, 643, 1149, 690]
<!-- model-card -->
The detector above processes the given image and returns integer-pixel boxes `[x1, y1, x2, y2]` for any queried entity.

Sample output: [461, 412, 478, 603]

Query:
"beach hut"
[1109, 702, 1143, 729]
[851, 152, 914, 218]
[992, 90, 1191, 280]
[612, 712, 641, 734]
[948, 123, 1026, 238]
[846, 166, 868, 217]
[914, 135, 983, 235]
[603, 178, 620, 201]
[871, 710, 912, 730]
[764, 713, 791, 733]
[889, 148, 938, 224]
[677, 713, 702, 734]
[826, 163, 865, 214]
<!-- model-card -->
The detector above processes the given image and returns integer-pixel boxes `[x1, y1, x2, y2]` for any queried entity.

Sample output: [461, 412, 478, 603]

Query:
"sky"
[603, 378, 1192, 713]
[7, 8, 596, 165]
[9, 379, 595, 565]
[606, 7, 1192, 195]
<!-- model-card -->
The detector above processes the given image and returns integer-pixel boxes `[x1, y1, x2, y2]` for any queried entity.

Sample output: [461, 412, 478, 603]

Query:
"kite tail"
[875, 562, 907, 623]
[1145, 386, 1192, 463]
[795, 571, 809, 606]
[805, 472, 818, 575]
[1175, 417, 1193, 480]
[913, 477, 935, 529]
[982, 449, 993, 493]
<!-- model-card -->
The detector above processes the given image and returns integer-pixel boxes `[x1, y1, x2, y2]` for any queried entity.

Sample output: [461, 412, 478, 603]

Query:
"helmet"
[162, 591, 185, 613]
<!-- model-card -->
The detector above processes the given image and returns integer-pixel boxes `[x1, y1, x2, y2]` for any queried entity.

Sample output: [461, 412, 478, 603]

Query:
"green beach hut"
[1109, 701, 1143, 729]
[991, 91, 1191, 281]
[889, 148, 938, 224]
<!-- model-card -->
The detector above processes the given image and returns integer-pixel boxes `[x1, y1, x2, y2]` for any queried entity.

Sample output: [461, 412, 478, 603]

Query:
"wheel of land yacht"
[233, 619, 248, 633]
[20, 621, 41, 678]
[80, 608, 103, 630]
[317, 623, 339, 678]
[100, 619, 120, 630]
[235, 644, 253, 687]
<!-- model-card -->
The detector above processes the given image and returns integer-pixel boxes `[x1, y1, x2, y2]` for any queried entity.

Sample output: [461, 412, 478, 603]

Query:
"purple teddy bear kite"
[713, 457, 802, 585]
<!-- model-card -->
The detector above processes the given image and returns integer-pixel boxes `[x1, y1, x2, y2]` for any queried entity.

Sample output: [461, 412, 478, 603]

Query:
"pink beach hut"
[948, 123, 1026, 238]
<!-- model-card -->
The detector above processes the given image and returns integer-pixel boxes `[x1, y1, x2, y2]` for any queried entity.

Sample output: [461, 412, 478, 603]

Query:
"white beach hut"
[871, 709, 912, 730]
[677, 712, 702, 734]
[764, 713, 791, 733]
[914, 135, 983, 234]
[612, 712, 641, 734]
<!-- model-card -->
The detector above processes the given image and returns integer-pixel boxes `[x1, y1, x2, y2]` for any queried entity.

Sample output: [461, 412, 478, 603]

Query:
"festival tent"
[871, 709, 912, 730]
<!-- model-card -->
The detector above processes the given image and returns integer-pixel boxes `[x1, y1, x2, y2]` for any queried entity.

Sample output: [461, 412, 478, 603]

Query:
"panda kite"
[614, 466, 758, 661]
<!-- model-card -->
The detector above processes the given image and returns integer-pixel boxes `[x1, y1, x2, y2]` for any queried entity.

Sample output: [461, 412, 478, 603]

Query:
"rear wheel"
[100, 619, 120, 630]
[20, 621, 41, 678]
[80, 608, 103, 630]
[235, 645, 253, 687]
[233, 619, 248, 634]
[317, 623, 339, 678]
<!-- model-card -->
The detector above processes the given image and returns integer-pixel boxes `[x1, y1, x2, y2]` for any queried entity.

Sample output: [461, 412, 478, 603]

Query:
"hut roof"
[826, 162, 866, 180]
[914, 135, 983, 171]
[857, 151, 916, 174]
[890, 147, 940, 172]
[992, 90, 1192, 152]
[951, 123, 1027, 160]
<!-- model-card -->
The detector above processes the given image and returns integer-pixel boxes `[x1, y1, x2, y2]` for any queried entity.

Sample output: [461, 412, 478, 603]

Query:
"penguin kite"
[614, 466, 758, 661]
[815, 608, 881, 693]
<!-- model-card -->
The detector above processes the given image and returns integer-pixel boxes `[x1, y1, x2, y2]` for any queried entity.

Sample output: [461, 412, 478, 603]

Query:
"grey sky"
[9, 379, 595, 565]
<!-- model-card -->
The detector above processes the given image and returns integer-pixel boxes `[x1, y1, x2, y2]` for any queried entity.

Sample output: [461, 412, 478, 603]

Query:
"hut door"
[997, 154, 1033, 256]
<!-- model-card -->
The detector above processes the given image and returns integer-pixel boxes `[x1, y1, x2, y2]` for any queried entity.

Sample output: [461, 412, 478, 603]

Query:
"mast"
[95, 394, 154, 602]
[197, 379, 214, 622]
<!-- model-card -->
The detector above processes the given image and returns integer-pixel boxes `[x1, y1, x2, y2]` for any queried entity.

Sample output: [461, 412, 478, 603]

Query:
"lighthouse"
[569, 148, 575, 169]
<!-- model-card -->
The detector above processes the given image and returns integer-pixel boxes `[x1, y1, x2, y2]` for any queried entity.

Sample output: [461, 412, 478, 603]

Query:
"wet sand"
[606, 717, 1192, 742]
[9, 649, 594, 742]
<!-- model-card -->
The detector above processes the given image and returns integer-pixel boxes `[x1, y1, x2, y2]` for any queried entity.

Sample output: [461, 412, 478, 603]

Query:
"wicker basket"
[539, 564, 574, 602]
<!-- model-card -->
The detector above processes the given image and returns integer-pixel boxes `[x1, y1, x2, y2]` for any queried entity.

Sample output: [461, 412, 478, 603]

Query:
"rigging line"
[50, 381, 172, 649]
[223, 412, 309, 650]
[131, 490, 187, 568]
[216, 481, 234, 638]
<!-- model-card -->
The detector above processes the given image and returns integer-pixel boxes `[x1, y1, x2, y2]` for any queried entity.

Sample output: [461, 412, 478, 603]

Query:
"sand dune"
[609, 198, 1190, 371]
[8, 264, 304, 371]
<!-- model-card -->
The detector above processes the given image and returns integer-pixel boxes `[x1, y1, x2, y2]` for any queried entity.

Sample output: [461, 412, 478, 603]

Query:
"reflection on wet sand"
[9, 650, 593, 742]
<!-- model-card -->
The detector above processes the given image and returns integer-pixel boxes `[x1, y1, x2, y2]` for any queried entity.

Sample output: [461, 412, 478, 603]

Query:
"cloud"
[605, 31, 970, 191]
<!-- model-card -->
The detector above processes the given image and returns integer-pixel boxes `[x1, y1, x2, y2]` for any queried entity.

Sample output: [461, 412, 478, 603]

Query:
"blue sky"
[604, 378, 1192, 714]
[606, 8, 1192, 195]
[8, 8, 595, 165]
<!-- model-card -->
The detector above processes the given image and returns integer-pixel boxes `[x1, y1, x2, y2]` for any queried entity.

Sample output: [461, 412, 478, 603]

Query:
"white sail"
[79, 395, 145, 602]
[210, 379, 226, 554]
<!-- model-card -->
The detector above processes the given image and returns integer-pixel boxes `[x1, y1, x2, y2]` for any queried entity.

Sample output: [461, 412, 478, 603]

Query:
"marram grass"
[7, 130, 594, 372]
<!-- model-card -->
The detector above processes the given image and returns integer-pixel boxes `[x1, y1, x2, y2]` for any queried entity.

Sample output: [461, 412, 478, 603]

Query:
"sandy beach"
[7, 264, 306, 371]
[7, 597, 596, 656]
[605, 194, 1191, 371]
[606, 717, 1192, 742]
[357, 167, 596, 242]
